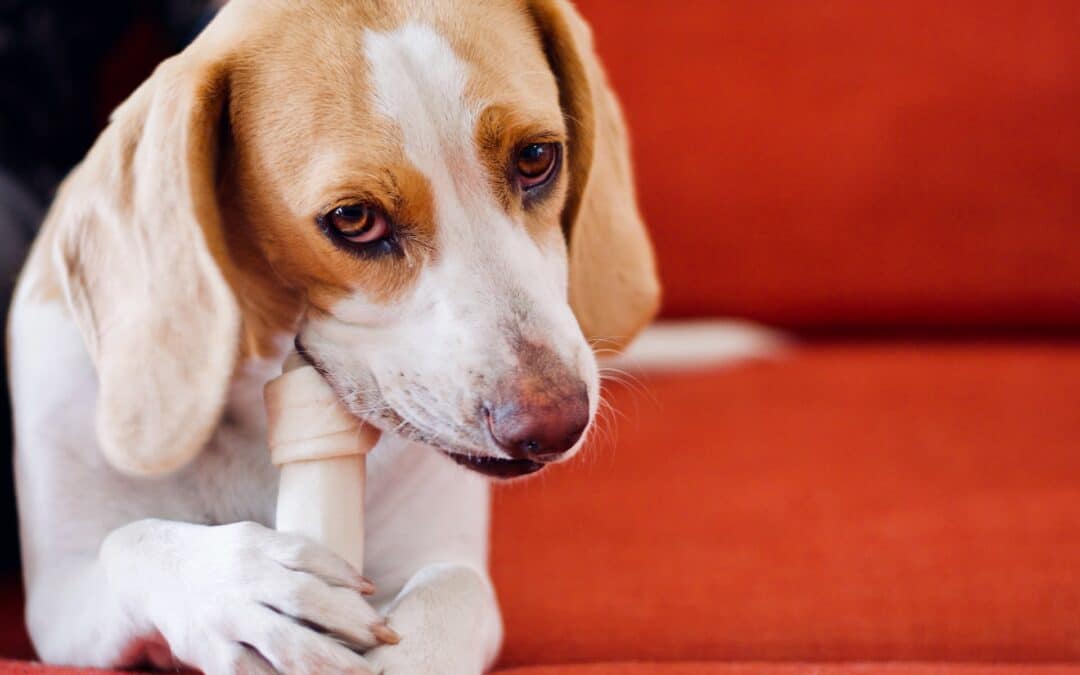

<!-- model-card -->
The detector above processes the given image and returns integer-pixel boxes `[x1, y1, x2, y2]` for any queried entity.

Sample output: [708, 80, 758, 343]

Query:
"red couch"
[3, 1, 1079, 673]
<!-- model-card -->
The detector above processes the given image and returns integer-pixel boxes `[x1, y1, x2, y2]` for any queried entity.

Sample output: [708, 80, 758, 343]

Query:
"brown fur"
[526, 0, 662, 348]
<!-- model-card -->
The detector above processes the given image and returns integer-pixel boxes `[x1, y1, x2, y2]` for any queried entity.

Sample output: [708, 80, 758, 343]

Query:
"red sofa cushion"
[574, 0, 1080, 329]
[495, 668, 1080, 675]
[2, 343, 1079, 670]
[0, 662, 1077, 675]
[492, 342, 1080, 666]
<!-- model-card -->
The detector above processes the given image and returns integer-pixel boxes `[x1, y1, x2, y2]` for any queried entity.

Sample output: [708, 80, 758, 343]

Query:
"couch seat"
[492, 341, 1080, 666]
[3, 341, 1079, 672]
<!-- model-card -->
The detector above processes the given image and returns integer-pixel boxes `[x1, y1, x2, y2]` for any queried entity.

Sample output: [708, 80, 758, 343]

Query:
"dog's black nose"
[485, 344, 590, 462]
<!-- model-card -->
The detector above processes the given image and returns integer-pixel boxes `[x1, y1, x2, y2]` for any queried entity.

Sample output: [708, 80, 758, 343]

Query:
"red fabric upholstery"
[492, 343, 1080, 666]
[0, 585, 29, 663]
[6, 343, 1080, 673]
[1, 662, 1077, 675]
[573, 0, 1080, 329]
[493, 668, 1080, 675]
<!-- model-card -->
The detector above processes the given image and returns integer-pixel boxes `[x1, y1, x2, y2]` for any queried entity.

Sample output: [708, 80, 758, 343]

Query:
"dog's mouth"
[442, 452, 545, 478]
[379, 418, 548, 479]
[347, 392, 547, 479]
[388, 418, 548, 479]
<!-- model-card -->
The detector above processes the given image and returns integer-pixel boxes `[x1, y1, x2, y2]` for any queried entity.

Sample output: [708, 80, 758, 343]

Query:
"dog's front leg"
[29, 518, 393, 674]
[364, 562, 502, 675]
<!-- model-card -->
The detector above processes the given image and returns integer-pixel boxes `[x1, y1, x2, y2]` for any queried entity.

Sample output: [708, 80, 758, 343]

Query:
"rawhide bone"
[264, 353, 380, 576]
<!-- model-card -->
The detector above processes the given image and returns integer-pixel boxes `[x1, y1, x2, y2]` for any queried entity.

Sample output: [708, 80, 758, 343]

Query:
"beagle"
[7, 0, 658, 673]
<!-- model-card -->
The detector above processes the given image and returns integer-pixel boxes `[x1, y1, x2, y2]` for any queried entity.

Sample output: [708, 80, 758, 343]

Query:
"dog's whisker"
[599, 367, 658, 408]
[588, 335, 630, 349]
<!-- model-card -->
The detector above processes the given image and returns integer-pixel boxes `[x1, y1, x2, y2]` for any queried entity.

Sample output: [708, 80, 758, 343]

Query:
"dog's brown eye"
[515, 143, 559, 189]
[327, 204, 389, 244]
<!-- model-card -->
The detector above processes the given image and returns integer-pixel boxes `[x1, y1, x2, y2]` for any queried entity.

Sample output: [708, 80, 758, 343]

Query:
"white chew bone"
[264, 353, 380, 572]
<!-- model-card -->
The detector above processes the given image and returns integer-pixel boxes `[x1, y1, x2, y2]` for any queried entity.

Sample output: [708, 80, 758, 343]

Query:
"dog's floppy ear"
[529, 0, 661, 351]
[53, 53, 240, 476]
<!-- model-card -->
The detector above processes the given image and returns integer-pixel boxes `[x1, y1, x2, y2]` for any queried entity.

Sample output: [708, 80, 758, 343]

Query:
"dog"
[7, 0, 659, 672]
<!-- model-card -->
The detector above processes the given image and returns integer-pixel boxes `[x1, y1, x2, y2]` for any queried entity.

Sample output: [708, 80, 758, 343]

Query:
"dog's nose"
[485, 385, 589, 462]
[485, 340, 591, 462]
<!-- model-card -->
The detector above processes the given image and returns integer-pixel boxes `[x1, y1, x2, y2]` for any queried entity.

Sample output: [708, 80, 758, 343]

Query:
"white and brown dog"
[7, 0, 658, 673]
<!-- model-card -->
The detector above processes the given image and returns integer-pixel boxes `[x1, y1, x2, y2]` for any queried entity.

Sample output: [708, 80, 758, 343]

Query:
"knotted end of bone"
[264, 354, 379, 465]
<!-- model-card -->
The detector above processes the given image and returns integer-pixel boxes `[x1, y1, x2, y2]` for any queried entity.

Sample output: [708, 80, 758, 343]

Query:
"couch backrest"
[575, 0, 1080, 331]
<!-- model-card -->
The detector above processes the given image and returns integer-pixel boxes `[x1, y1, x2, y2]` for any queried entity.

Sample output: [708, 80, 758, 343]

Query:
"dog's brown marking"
[219, 5, 441, 335]
[474, 104, 568, 234]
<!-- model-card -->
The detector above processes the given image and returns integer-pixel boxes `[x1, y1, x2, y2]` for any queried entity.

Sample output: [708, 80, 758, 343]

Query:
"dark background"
[0, 0, 218, 572]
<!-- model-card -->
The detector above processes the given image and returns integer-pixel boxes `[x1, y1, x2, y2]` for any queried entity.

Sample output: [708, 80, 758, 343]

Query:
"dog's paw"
[101, 519, 394, 675]
[362, 564, 500, 675]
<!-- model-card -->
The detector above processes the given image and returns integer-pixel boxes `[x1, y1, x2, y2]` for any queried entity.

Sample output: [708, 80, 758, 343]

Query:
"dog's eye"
[326, 204, 389, 244]
[515, 142, 559, 190]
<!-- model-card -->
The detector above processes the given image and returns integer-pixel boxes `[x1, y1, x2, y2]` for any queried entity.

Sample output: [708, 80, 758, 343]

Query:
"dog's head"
[52, 0, 659, 477]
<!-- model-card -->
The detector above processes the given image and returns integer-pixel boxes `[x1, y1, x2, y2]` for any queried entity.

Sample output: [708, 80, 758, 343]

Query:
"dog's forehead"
[232, 0, 563, 209]
[239, 0, 561, 129]
[363, 22, 478, 179]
